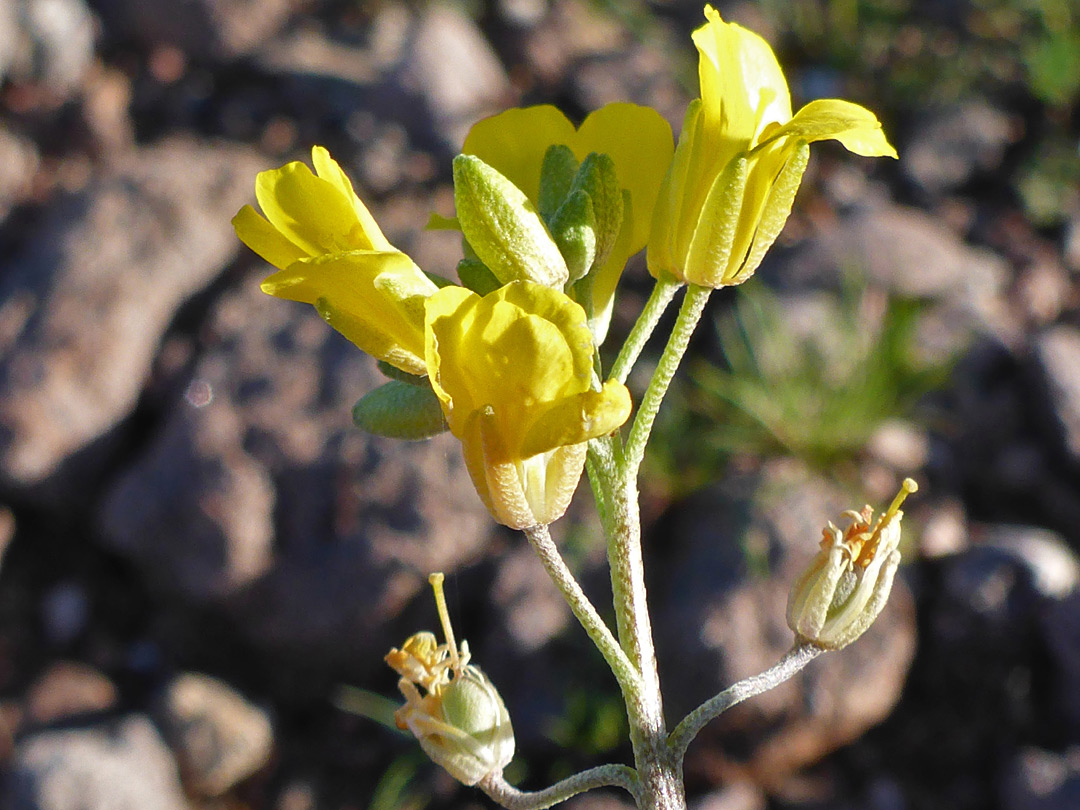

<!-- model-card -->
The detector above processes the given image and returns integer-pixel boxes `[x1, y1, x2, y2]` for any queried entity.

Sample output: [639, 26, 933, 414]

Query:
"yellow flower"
[425, 281, 632, 529]
[233, 146, 438, 375]
[648, 5, 897, 288]
[463, 103, 674, 341]
[387, 574, 514, 786]
[787, 478, 917, 650]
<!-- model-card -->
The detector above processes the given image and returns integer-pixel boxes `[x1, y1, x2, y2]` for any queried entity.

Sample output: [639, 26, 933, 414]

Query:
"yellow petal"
[647, 100, 701, 280]
[254, 160, 362, 256]
[311, 145, 395, 251]
[693, 6, 792, 151]
[769, 98, 898, 158]
[262, 250, 437, 374]
[575, 103, 674, 254]
[232, 204, 309, 270]
[520, 380, 632, 458]
[463, 106, 577, 202]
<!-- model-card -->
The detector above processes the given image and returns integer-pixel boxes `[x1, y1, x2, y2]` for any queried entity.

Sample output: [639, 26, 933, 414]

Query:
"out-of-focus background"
[0, 0, 1078, 808]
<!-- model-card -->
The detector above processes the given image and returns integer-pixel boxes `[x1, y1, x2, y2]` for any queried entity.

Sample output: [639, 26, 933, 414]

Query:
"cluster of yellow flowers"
[233, 6, 904, 791]
[233, 6, 895, 533]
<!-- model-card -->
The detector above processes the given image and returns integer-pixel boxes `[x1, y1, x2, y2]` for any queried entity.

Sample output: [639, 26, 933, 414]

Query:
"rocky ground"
[0, 1, 1078, 810]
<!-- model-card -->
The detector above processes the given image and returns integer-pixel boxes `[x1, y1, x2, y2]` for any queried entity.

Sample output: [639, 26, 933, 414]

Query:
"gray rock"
[0, 0, 96, 96]
[7, 715, 188, 810]
[98, 278, 494, 669]
[92, 0, 293, 61]
[1003, 748, 1080, 810]
[904, 102, 1016, 197]
[1032, 325, 1080, 461]
[651, 461, 917, 787]
[0, 138, 266, 495]
[157, 673, 273, 797]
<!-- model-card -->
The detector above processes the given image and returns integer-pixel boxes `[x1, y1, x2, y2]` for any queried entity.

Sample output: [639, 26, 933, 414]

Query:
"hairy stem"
[522, 524, 640, 692]
[667, 643, 823, 759]
[609, 274, 681, 385]
[478, 765, 641, 810]
[622, 284, 711, 479]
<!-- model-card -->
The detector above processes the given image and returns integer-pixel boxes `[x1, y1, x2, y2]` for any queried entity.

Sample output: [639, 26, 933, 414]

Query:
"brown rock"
[23, 662, 118, 726]
[0, 138, 266, 496]
[98, 278, 495, 669]
[158, 673, 273, 797]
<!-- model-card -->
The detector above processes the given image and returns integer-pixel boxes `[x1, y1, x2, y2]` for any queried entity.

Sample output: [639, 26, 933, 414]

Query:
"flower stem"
[667, 643, 823, 759]
[478, 765, 641, 810]
[522, 524, 640, 693]
[609, 274, 681, 386]
[622, 284, 712, 479]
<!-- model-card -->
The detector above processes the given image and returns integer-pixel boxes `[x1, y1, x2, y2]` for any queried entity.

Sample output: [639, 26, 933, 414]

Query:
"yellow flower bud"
[787, 479, 917, 650]
[647, 5, 896, 288]
[387, 574, 514, 786]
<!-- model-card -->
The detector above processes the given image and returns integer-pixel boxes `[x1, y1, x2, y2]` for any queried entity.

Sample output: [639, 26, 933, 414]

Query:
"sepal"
[452, 154, 569, 289]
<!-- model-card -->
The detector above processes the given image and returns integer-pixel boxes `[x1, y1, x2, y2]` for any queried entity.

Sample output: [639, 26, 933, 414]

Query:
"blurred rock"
[0, 0, 96, 97]
[7, 715, 187, 810]
[157, 672, 272, 796]
[98, 279, 494, 669]
[40, 581, 89, 646]
[691, 781, 767, 810]
[977, 524, 1080, 600]
[1042, 592, 1080, 737]
[1003, 747, 1080, 810]
[562, 794, 634, 810]
[0, 128, 39, 219]
[919, 498, 968, 559]
[651, 461, 917, 788]
[903, 102, 1016, 197]
[866, 419, 930, 474]
[92, 0, 293, 61]
[394, 4, 511, 149]
[1032, 325, 1080, 461]
[23, 661, 117, 726]
[522, 0, 686, 123]
[785, 202, 1009, 338]
[491, 543, 570, 653]
[0, 506, 12, 568]
[0, 138, 265, 496]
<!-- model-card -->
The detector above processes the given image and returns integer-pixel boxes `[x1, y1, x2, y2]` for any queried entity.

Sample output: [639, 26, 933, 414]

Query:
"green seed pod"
[352, 380, 448, 440]
[549, 189, 597, 284]
[452, 154, 569, 289]
[538, 144, 580, 220]
[569, 152, 623, 271]
[418, 666, 515, 786]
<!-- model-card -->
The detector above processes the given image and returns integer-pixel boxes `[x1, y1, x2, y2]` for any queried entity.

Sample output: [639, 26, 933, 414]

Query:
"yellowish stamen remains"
[429, 572, 461, 673]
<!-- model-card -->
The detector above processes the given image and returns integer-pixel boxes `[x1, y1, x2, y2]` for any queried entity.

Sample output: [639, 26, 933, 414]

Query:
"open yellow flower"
[425, 281, 632, 529]
[463, 104, 673, 341]
[233, 146, 438, 375]
[648, 5, 897, 288]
